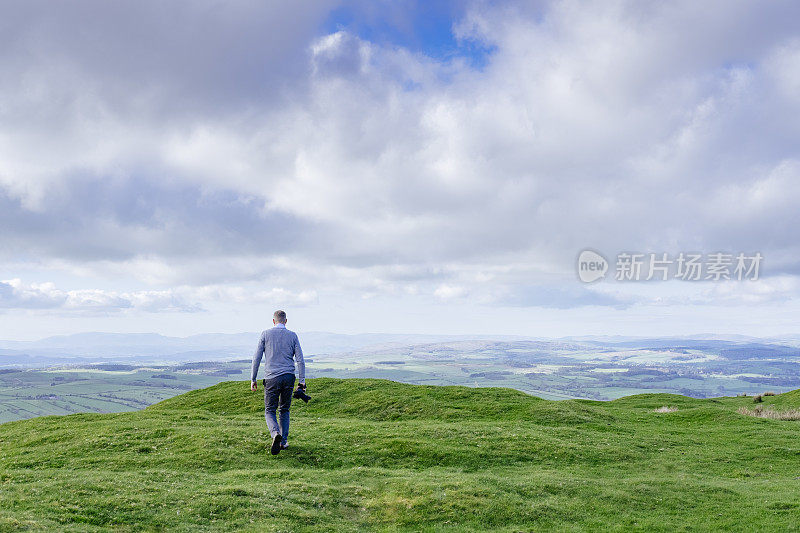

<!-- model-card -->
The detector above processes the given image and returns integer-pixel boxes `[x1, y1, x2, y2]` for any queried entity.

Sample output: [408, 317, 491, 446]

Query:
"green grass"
[1, 378, 800, 531]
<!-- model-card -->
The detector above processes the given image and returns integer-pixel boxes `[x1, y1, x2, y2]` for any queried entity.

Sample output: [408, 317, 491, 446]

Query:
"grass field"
[1, 378, 800, 531]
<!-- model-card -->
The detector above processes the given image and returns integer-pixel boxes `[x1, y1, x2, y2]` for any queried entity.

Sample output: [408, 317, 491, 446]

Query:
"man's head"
[273, 309, 287, 325]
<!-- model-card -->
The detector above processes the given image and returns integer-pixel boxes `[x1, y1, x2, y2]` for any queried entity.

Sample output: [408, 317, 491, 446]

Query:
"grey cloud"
[0, 0, 338, 119]
[0, 173, 324, 264]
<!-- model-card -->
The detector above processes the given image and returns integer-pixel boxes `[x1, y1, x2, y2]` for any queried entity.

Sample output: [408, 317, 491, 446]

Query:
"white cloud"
[192, 286, 318, 307]
[434, 284, 467, 300]
[703, 276, 800, 305]
[0, 279, 192, 313]
[0, 279, 316, 314]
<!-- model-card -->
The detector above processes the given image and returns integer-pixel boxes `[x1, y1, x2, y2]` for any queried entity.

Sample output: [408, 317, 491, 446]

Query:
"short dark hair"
[273, 310, 287, 323]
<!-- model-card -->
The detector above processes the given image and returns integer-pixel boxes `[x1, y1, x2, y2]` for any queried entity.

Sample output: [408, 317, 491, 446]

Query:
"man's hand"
[251, 381, 258, 392]
[297, 383, 306, 391]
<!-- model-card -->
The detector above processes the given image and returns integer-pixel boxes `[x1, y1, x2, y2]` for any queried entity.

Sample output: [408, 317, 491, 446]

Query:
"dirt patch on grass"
[737, 406, 800, 420]
[654, 406, 678, 413]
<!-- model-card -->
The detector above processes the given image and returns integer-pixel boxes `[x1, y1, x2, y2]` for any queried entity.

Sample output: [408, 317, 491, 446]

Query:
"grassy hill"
[1, 378, 800, 531]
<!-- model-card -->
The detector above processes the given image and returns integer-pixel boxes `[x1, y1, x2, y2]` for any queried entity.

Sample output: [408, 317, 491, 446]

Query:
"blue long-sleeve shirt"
[250, 324, 305, 384]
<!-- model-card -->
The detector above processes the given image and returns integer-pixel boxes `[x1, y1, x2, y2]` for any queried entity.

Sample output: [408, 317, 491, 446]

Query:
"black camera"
[293, 386, 311, 403]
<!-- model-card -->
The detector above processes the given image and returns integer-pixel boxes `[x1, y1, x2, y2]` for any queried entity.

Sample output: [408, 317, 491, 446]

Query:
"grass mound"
[153, 378, 548, 421]
[1, 379, 800, 531]
[766, 387, 800, 407]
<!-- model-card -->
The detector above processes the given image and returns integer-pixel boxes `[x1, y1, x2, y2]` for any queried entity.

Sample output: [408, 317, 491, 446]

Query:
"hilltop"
[1, 379, 800, 531]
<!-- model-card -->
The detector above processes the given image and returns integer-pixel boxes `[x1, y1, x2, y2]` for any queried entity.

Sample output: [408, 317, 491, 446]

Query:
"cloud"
[192, 286, 318, 307]
[0, 279, 195, 313]
[704, 276, 800, 305]
[1, 0, 799, 318]
[0, 1, 335, 118]
[492, 284, 633, 309]
[579, 275, 800, 308]
[0, 280, 67, 309]
[0, 279, 317, 314]
[430, 276, 634, 308]
[0, 172, 323, 266]
[434, 284, 467, 300]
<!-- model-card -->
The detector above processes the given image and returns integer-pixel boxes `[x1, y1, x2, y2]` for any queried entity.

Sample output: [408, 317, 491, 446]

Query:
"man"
[250, 310, 306, 455]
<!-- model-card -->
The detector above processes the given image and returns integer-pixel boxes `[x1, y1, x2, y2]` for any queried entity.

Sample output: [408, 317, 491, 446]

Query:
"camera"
[293, 386, 311, 403]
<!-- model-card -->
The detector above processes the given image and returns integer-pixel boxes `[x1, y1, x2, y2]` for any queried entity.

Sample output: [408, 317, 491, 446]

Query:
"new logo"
[577, 249, 608, 283]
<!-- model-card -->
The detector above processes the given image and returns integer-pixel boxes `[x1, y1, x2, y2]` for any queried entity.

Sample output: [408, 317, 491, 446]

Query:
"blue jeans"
[263, 373, 295, 445]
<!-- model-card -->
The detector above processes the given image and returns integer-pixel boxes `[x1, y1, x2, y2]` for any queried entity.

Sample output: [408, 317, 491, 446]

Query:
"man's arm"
[250, 332, 265, 389]
[293, 333, 305, 387]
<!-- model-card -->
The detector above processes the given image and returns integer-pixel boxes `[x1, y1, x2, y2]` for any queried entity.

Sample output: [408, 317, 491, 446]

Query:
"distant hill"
[2, 331, 799, 368]
[0, 331, 541, 366]
[1, 379, 799, 530]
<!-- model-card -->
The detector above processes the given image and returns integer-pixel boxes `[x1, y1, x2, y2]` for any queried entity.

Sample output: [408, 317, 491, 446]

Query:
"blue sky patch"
[322, 2, 496, 69]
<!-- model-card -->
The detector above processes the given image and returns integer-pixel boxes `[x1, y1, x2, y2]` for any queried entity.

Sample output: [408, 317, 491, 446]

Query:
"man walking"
[250, 310, 306, 455]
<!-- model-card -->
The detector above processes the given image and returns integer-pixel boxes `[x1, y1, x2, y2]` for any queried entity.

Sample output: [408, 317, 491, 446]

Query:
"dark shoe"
[271, 434, 282, 455]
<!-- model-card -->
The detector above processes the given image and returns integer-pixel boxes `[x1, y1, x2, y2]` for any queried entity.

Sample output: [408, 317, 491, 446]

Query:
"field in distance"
[0, 362, 243, 424]
[2, 337, 800, 423]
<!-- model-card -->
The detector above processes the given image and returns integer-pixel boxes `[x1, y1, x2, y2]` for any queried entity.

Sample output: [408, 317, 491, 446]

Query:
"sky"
[1, 0, 799, 340]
